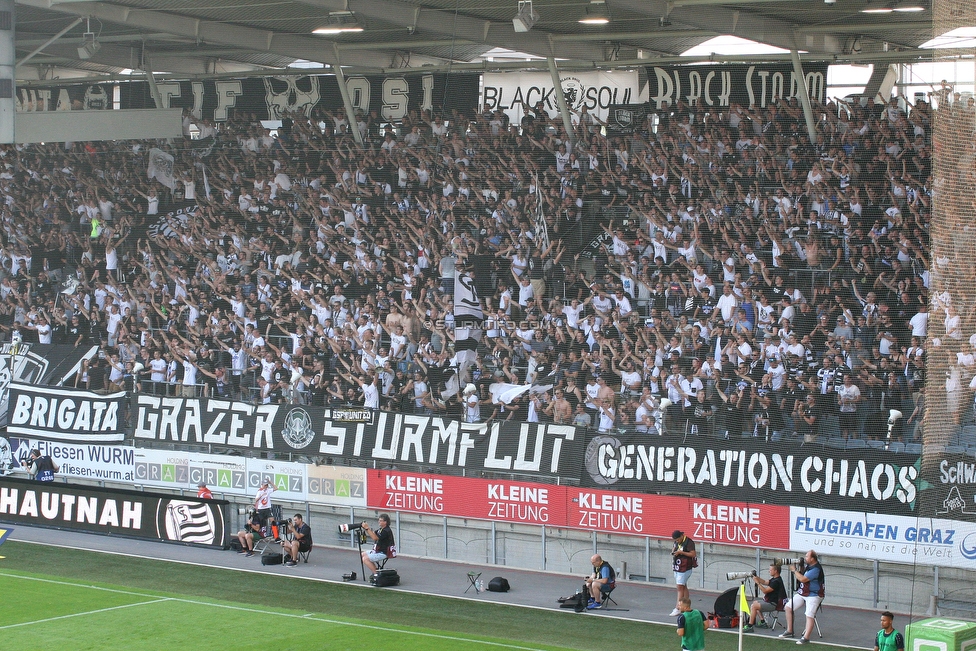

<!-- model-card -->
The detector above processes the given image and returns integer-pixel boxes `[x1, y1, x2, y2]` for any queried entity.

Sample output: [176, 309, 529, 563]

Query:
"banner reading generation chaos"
[0, 476, 228, 548]
[131, 396, 585, 478]
[646, 62, 828, 110]
[582, 432, 930, 517]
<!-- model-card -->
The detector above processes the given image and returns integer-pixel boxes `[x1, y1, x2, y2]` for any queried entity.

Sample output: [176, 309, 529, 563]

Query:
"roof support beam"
[17, 16, 82, 67]
[16, 0, 447, 71]
[295, 0, 610, 62]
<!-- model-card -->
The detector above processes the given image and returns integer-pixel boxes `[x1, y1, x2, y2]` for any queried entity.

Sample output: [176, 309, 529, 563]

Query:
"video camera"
[726, 570, 757, 581]
[338, 522, 365, 533]
[775, 557, 804, 566]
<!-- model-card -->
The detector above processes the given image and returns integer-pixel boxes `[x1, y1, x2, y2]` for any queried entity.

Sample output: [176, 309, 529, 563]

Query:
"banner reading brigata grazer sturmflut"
[132, 396, 585, 479]
[5, 383, 127, 442]
[0, 476, 228, 548]
[581, 432, 928, 518]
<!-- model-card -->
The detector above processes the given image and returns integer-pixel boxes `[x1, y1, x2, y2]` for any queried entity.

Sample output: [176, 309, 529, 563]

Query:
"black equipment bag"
[370, 569, 400, 587]
[488, 577, 510, 592]
[261, 552, 283, 566]
[228, 538, 243, 552]
[707, 586, 741, 628]
[558, 591, 586, 613]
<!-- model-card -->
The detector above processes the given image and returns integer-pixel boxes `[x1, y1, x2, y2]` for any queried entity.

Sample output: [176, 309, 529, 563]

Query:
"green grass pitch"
[0, 541, 812, 650]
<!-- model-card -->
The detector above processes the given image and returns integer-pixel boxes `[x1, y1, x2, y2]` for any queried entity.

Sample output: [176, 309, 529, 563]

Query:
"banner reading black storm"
[132, 396, 584, 478]
[582, 432, 933, 518]
[0, 476, 228, 547]
[646, 62, 828, 110]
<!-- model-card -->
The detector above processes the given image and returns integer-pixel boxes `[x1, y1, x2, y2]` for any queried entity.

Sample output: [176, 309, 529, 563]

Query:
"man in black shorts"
[281, 514, 312, 567]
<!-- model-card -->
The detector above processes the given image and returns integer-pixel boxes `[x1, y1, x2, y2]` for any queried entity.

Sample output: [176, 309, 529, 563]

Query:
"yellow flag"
[739, 583, 749, 614]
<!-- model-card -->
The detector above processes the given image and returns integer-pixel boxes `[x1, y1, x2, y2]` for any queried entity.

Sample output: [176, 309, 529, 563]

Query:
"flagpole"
[738, 582, 748, 651]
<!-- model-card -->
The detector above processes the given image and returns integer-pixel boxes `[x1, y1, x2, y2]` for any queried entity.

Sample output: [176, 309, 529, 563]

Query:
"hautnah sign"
[5, 384, 126, 442]
[0, 476, 228, 547]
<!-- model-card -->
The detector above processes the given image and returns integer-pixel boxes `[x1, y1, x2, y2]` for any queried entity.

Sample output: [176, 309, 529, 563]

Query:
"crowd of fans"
[0, 86, 967, 442]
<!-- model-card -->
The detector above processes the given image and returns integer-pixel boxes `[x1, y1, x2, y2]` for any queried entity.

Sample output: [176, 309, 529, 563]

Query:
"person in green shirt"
[874, 611, 904, 651]
[676, 597, 710, 651]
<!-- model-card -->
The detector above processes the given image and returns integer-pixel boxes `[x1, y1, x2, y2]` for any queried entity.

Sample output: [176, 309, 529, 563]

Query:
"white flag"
[147, 148, 176, 190]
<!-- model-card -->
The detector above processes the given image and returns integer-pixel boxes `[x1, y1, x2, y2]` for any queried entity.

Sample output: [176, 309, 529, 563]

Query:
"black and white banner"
[0, 344, 98, 427]
[0, 476, 228, 547]
[19, 74, 480, 123]
[482, 71, 645, 124]
[646, 62, 828, 110]
[5, 384, 127, 442]
[132, 396, 585, 478]
[605, 103, 648, 134]
[118, 73, 480, 122]
[582, 432, 927, 517]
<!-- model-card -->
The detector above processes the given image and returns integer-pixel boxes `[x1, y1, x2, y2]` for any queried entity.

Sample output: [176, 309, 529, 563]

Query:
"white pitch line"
[0, 573, 547, 651]
[0, 598, 171, 631]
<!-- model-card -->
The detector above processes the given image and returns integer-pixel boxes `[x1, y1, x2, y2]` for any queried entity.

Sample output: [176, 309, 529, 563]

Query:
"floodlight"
[513, 1, 539, 32]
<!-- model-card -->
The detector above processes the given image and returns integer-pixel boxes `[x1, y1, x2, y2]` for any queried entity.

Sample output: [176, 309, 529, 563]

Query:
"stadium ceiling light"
[513, 0, 539, 32]
[861, 1, 926, 13]
[77, 17, 100, 60]
[579, 0, 610, 25]
[313, 11, 364, 35]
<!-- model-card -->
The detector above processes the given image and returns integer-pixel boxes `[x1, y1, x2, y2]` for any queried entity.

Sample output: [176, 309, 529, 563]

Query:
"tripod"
[354, 528, 369, 582]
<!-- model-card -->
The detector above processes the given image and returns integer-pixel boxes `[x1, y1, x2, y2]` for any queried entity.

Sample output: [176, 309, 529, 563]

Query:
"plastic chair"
[846, 438, 867, 450]
[904, 443, 922, 455]
[888, 441, 906, 453]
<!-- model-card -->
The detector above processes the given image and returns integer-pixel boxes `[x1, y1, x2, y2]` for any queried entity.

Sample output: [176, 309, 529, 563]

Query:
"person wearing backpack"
[28, 449, 59, 482]
[780, 550, 824, 645]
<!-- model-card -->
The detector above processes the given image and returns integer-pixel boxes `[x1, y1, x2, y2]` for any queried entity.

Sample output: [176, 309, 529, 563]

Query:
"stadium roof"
[13, 0, 940, 83]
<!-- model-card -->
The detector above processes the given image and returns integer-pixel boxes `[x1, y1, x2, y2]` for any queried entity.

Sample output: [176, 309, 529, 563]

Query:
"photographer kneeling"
[361, 514, 395, 574]
[280, 514, 312, 567]
[742, 563, 787, 632]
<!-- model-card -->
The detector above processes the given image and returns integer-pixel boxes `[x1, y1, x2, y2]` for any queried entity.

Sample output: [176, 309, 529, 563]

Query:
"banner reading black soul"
[582, 432, 931, 517]
[0, 476, 228, 547]
[646, 62, 829, 110]
[116, 73, 481, 122]
[132, 396, 584, 478]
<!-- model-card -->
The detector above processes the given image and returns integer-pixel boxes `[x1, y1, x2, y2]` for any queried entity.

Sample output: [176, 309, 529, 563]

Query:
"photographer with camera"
[584, 553, 616, 610]
[742, 563, 787, 633]
[236, 511, 263, 557]
[280, 514, 312, 568]
[670, 530, 697, 617]
[780, 550, 824, 645]
[361, 513, 395, 574]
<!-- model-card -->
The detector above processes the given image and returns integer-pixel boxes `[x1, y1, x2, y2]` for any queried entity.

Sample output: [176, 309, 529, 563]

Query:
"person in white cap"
[463, 383, 482, 423]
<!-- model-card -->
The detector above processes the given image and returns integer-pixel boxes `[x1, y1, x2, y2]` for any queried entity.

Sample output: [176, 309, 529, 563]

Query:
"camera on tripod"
[726, 570, 757, 581]
[775, 557, 804, 566]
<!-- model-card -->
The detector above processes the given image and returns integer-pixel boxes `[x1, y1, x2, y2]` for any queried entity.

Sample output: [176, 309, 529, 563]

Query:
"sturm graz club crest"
[281, 408, 315, 450]
[584, 434, 622, 486]
[157, 499, 223, 546]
